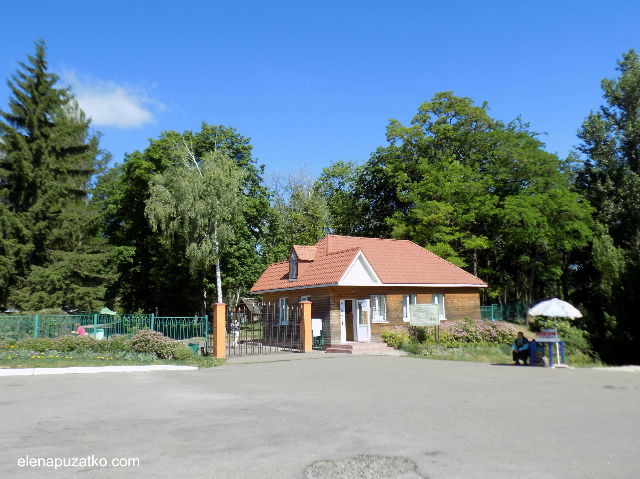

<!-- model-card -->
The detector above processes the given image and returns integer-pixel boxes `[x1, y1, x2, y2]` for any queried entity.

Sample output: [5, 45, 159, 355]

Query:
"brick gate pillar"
[300, 301, 312, 352]
[212, 303, 226, 358]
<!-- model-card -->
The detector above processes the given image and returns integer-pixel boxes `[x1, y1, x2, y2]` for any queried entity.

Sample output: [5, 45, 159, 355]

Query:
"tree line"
[1, 41, 638, 363]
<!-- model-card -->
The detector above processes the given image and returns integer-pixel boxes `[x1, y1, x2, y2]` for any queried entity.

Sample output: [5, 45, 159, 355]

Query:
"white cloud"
[64, 72, 162, 128]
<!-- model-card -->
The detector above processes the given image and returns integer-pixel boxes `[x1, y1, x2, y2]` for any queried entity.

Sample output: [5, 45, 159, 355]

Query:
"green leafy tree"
[95, 123, 279, 313]
[322, 93, 592, 318]
[315, 160, 365, 235]
[146, 144, 246, 309]
[270, 169, 329, 254]
[575, 49, 640, 363]
[0, 40, 116, 310]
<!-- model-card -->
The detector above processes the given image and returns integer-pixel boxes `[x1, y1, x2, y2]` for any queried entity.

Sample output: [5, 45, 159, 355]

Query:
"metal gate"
[224, 301, 302, 357]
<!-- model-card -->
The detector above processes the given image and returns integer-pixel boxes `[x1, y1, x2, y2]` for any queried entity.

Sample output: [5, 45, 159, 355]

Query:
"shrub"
[530, 318, 591, 355]
[409, 319, 518, 347]
[50, 335, 79, 352]
[75, 335, 101, 352]
[381, 326, 410, 349]
[102, 334, 132, 353]
[172, 343, 195, 361]
[130, 330, 177, 359]
[15, 337, 52, 352]
[412, 326, 429, 343]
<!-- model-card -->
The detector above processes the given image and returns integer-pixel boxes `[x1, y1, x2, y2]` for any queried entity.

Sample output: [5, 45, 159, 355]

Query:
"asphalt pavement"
[1, 354, 639, 478]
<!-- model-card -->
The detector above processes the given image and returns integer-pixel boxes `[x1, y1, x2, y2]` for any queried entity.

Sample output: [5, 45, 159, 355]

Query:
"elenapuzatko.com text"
[18, 455, 139, 469]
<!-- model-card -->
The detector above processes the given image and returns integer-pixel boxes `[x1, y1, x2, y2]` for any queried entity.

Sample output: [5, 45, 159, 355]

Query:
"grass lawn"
[0, 351, 225, 369]
[404, 341, 602, 367]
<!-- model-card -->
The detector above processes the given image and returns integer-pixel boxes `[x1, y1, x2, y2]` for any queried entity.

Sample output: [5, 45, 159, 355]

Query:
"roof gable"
[338, 251, 381, 286]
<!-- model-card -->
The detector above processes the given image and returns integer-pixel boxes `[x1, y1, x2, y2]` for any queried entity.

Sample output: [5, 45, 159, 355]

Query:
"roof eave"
[251, 282, 487, 294]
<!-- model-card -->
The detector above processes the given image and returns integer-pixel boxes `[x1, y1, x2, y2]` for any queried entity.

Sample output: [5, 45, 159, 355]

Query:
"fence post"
[150, 313, 155, 332]
[205, 313, 209, 344]
[300, 301, 312, 352]
[93, 314, 98, 338]
[212, 303, 226, 358]
[34, 315, 39, 338]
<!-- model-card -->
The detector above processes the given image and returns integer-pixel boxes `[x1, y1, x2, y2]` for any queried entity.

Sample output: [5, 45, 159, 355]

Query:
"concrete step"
[325, 348, 355, 354]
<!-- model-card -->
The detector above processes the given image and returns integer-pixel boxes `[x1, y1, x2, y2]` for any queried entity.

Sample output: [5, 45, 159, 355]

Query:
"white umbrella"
[528, 298, 582, 319]
[528, 298, 582, 366]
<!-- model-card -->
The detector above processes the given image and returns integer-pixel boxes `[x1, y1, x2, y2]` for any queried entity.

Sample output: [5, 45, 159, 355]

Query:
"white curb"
[0, 365, 198, 376]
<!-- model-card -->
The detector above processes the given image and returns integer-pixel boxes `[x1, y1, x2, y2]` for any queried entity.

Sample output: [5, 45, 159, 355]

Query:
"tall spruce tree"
[0, 40, 116, 311]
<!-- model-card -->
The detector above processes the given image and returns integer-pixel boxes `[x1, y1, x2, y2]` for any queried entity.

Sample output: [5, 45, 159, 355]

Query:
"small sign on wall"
[535, 329, 560, 342]
[410, 304, 440, 326]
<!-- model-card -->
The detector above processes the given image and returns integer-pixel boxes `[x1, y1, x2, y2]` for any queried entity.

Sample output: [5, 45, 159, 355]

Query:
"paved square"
[1, 355, 639, 478]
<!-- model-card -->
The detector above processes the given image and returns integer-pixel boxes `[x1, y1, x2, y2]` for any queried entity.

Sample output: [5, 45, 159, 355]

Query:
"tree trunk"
[561, 251, 569, 300]
[525, 247, 538, 328]
[472, 248, 478, 277]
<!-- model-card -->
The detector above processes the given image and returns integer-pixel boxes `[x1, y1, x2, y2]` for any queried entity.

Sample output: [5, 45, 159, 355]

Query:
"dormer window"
[289, 250, 298, 280]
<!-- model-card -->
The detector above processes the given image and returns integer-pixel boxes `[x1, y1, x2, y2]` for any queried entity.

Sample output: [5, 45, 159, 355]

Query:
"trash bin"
[95, 329, 104, 340]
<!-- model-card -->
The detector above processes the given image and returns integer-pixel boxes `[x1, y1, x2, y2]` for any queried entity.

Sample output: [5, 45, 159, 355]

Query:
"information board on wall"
[410, 304, 440, 327]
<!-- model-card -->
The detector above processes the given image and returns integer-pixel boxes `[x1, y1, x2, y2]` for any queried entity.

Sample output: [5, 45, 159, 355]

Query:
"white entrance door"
[340, 300, 346, 343]
[355, 299, 371, 342]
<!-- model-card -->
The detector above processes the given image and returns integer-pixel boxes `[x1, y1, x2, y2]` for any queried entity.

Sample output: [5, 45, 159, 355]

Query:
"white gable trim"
[337, 251, 381, 286]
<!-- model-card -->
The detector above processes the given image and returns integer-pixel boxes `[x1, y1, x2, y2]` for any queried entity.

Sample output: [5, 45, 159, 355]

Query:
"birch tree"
[145, 145, 246, 308]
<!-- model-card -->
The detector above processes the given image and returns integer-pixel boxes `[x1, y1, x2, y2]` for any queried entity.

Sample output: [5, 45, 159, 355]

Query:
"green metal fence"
[0, 314, 208, 342]
[480, 302, 532, 323]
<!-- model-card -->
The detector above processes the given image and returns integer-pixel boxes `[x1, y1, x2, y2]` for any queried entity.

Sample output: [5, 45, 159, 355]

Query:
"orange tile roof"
[292, 245, 317, 261]
[250, 235, 487, 292]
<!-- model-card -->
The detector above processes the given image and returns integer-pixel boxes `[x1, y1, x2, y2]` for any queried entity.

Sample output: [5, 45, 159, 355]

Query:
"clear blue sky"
[1, 1, 638, 178]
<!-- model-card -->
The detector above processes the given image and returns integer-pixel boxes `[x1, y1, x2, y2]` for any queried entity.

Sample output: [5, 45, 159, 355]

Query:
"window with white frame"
[402, 294, 416, 322]
[300, 296, 310, 302]
[431, 294, 446, 321]
[370, 295, 387, 323]
[279, 298, 288, 324]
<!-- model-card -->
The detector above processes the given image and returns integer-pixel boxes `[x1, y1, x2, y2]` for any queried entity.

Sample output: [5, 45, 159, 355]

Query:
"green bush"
[15, 337, 53, 352]
[50, 335, 79, 352]
[530, 318, 591, 355]
[408, 319, 518, 348]
[74, 335, 101, 352]
[101, 335, 132, 353]
[130, 330, 177, 359]
[381, 326, 410, 349]
[412, 326, 429, 343]
[172, 343, 195, 361]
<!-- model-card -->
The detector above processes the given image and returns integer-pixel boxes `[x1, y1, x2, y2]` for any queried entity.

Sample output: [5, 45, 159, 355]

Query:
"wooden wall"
[261, 286, 482, 345]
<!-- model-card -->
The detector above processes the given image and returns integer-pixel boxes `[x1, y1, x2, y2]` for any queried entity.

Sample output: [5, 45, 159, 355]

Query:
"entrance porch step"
[326, 342, 395, 355]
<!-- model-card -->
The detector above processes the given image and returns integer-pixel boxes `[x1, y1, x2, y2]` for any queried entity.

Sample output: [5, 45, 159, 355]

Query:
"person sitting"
[513, 331, 530, 365]
[72, 323, 87, 336]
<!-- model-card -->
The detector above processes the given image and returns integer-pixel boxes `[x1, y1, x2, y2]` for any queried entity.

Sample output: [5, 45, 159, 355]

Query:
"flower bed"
[382, 317, 518, 349]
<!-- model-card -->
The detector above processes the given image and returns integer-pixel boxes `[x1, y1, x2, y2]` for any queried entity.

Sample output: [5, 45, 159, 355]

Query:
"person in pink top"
[74, 323, 87, 336]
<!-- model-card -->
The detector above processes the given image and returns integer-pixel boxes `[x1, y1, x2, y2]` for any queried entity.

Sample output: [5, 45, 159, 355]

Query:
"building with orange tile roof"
[251, 235, 487, 345]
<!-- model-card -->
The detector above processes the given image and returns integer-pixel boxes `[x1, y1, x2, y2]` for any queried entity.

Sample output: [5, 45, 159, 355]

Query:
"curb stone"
[0, 365, 198, 376]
